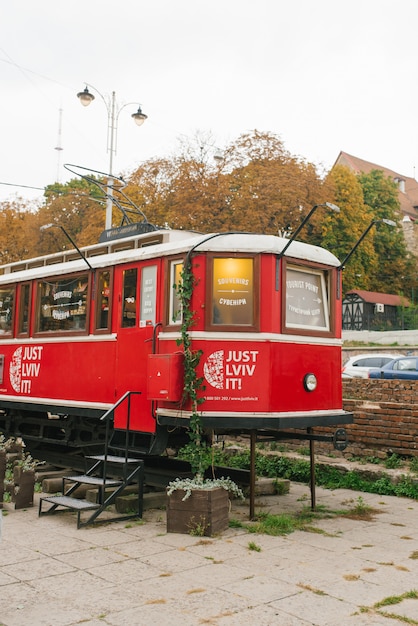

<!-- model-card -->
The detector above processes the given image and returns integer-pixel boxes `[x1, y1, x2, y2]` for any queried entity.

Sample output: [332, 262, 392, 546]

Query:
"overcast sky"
[1, 0, 417, 204]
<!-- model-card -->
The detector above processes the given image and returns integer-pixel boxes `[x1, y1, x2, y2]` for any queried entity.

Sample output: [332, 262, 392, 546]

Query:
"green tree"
[39, 176, 106, 251]
[358, 169, 417, 297]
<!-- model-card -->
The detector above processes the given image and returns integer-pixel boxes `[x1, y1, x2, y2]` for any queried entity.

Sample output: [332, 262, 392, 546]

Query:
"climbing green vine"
[175, 258, 207, 477]
[169, 253, 244, 501]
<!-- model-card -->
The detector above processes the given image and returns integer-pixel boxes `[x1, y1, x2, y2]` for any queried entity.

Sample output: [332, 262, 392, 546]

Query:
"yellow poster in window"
[212, 258, 253, 326]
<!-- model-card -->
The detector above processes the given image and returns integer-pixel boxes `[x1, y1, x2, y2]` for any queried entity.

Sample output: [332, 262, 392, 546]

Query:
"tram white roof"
[0, 229, 341, 284]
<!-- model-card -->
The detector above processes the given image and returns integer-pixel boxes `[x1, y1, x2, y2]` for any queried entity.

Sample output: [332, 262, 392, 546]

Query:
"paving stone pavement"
[1, 483, 418, 626]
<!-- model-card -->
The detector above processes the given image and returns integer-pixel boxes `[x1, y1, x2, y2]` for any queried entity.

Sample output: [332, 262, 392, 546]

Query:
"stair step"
[65, 475, 122, 487]
[87, 454, 140, 464]
[41, 495, 100, 511]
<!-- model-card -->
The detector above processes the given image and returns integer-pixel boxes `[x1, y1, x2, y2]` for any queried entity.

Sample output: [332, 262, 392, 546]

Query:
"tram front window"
[284, 265, 330, 332]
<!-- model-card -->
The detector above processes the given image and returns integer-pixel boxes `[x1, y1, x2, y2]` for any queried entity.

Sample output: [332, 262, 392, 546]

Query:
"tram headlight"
[304, 373, 317, 392]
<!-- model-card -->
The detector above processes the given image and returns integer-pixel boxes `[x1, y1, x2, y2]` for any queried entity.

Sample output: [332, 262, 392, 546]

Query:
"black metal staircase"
[38, 392, 145, 528]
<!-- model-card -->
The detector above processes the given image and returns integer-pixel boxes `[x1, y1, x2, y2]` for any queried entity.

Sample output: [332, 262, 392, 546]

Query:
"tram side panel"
[155, 338, 343, 417]
[269, 341, 343, 412]
[199, 341, 271, 413]
[0, 259, 160, 435]
[3, 339, 117, 408]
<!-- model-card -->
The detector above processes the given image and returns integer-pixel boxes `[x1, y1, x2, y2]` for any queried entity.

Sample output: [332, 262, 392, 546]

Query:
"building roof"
[345, 289, 410, 307]
[334, 151, 418, 220]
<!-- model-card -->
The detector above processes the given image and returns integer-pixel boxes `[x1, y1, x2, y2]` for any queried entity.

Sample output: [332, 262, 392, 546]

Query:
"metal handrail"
[99, 390, 142, 482]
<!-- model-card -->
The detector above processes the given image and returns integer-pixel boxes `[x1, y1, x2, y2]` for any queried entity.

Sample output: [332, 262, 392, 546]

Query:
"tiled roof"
[334, 151, 418, 220]
[346, 289, 410, 307]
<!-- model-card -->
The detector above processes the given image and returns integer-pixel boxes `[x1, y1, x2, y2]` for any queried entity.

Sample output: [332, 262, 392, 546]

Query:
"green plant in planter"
[0, 433, 15, 451]
[5, 466, 13, 482]
[14, 452, 42, 472]
[167, 475, 244, 501]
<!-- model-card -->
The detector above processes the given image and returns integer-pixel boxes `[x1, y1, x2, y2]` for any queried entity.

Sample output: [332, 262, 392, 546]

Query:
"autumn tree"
[0, 199, 42, 263]
[126, 130, 330, 234]
[323, 165, 377, 294]
[128, 155, 213, 230]
[123, 158, 174, 227]
[205, 130, 331, 234]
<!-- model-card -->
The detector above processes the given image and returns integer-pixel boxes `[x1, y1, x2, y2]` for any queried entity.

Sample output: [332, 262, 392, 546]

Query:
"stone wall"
[339, 379, 418, 459]
[402, 219, 418, 257]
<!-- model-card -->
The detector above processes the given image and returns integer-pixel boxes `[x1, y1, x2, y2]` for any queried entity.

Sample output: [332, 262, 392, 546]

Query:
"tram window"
[122, 268, 137, 327]
[211, 257, 255, 326]
[36, 274, 89, 333]
[17, 283, 31, 336]
[284, 266, 330, 332]
[0, 286, 14, 335]
[140, 265, 157, 326]
[169, 260, 183, 325]
[95, 270, 112, 332]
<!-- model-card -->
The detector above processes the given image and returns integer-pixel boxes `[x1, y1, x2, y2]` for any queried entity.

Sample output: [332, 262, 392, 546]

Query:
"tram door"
[114, 262, 159, 433]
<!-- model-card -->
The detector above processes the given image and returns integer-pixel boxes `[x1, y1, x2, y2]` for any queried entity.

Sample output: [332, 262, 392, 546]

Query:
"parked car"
[368, 356, 418, 380]
[342, 353, 403, 379]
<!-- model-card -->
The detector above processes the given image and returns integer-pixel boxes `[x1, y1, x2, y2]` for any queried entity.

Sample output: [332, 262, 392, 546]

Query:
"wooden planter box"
[0, 450, 5, 509]
[166, 487, 229, 537]
[13, 469, 35, 510]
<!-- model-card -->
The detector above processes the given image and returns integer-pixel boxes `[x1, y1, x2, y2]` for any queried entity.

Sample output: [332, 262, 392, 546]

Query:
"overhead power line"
[0, 181, 45, 191]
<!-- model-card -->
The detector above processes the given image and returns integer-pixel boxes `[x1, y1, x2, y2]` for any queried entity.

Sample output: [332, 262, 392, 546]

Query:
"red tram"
[0, 225, 352, 455]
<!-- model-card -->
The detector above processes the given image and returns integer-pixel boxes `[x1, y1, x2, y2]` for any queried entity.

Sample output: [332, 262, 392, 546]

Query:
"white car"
[342, 353, 404, 379]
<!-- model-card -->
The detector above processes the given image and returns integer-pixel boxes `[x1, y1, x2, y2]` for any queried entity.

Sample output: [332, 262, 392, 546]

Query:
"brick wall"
[340, 379, 418, 459]
[282, 379, 418, 460]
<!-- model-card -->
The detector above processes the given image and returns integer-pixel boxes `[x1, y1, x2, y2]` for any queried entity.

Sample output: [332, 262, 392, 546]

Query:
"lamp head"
[77, 87, 95, 107]
[324, 202, 340, 213]
[131, 105, 147, 126]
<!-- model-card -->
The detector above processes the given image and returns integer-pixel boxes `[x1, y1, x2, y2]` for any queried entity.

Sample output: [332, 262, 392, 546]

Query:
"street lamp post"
[77, 85, 147, 231]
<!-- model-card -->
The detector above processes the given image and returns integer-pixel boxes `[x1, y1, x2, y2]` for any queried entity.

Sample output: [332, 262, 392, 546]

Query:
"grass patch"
[359, 590, 418, 623]
[298, 583, 327, 596]
[210, 449, 418, 500]
[230, 497, 380, 537]
[340, 496, 380, 521]
[229, 518, 244, 528]
[248, 511, 297, 536]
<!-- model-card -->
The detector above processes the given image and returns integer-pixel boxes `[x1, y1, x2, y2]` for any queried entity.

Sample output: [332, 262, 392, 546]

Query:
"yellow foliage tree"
[323, 165, 377, 294]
